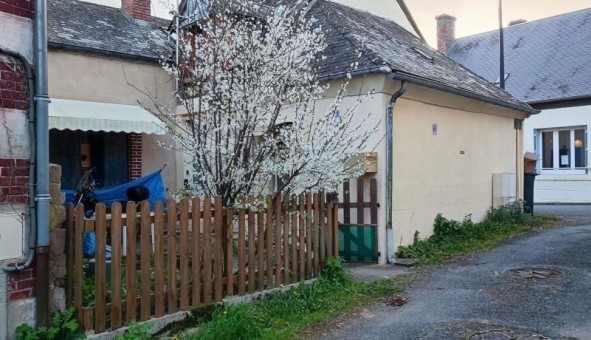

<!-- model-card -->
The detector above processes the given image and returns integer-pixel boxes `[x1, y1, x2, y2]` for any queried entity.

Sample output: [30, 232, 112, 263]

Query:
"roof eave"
[390, 72, 540, 115]
[48, 41, 164, 63]
[528, 95, 591, 110]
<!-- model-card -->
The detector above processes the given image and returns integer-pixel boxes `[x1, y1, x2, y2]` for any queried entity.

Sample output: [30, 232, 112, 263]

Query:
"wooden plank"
[282, 197, 290, 285]
[140, 201, 152, 321]
[327, 202, 333, 257]
[238, 208, 246, 295]
[94, 203, 107, 332]
[191, 197, 202, 307]
[179, 198, 190, 310]
[247, 197, 256, 294]
[290, 197, 298, 283]
[319, 193, 326, 264]
[154, 201, 165, 317]
[74, 204, 85, 322]
[214, 196, 223, 301]
[110, 202, 122, 329]
[274, 196, 282, 286]
[66, 204, 74, 307]
[370, 178, 378, 225]
[83, 308, 94, 332]
[226, 208, 234, 297]
[343, 180, 351, 224]
[333, 205, 339, 257]
[256, 208, 264, 291]
[265, 196, 274, 287]
[313, 193, 320, 277]
[298, 196, 305, 281]
[125, 201, 137, 324]
[203, 197, 213, 304]
[305, 193, 312, 279]
[167, 199, 178, 313]
[357, 178, 365, 226]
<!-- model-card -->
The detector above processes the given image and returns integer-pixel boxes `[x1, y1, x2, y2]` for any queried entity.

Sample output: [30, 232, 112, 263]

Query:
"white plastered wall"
[390, 83, 523, 247]
[329, 0, 419, 37]
[523, 105, 591, 203]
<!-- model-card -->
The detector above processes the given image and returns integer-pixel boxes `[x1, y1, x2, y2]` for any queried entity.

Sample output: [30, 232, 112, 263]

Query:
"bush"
[487, 201, 531, 224]
[15, 308, 85, 340]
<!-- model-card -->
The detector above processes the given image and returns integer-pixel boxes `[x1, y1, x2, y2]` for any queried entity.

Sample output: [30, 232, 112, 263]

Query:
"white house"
[442, 9, 591, 203]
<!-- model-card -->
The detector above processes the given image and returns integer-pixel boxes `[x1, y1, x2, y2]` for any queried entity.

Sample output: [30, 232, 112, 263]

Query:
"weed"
[15, 308, 85, 340]
[398, 202, 536, 265]
[116, 320, 152, 340]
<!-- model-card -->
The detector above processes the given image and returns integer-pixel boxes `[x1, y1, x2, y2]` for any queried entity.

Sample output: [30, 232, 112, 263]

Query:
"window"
[536, 127, 587, 174]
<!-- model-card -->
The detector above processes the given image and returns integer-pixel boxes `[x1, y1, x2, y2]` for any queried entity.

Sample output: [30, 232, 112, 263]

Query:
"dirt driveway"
[319, 210, 591, 339]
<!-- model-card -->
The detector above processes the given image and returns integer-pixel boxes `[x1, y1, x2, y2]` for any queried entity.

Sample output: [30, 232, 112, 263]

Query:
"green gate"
[338, 178, 379, 262]
[338, 224, 378, 262]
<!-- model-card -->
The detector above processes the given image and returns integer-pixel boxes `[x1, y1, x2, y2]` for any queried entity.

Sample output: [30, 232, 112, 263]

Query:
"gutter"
[0, 49, 37, 274]
[34, 0, 51, 327]
[390, 72, 540, 115]
[47, 41, 161, 63]
[385, 81, 408, 264]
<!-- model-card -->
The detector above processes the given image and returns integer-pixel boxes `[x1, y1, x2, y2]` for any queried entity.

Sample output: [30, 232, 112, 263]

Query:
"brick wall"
[0, 158, 29, 203]
[121, 0, 151, 21]
[0, 57, 29, 111]
[129, 133, 142, 180]
[0, 0, 33, 19]
[7, 267, 35, 301]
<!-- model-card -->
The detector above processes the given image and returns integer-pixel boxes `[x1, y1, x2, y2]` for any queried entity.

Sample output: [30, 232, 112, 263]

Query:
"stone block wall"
[48, 164, 66, 313]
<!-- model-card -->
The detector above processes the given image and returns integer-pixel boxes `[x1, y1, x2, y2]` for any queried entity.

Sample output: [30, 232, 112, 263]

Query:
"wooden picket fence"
[64, 193, 338, 334]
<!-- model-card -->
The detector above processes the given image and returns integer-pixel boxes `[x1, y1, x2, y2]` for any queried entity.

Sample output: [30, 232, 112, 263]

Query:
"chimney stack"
[122, 0, 151, 21]
[436, 14, 456, 54]
[509, 19, 527, 26]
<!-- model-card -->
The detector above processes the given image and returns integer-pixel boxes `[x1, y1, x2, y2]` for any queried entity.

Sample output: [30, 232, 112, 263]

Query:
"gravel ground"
[316, 207, 591, 340]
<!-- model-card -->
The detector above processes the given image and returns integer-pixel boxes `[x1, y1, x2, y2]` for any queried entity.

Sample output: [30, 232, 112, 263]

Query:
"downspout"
[34, 0, 51, 327]
[385, 80, 408, 264]
[0, 49, 37, 273]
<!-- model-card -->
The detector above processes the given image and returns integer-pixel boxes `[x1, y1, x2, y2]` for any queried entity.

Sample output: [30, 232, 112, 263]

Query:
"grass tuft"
[184, 258, 413, 339]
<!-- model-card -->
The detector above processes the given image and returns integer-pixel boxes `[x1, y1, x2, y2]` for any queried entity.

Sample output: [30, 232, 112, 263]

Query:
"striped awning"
[49, 99, 166, 135]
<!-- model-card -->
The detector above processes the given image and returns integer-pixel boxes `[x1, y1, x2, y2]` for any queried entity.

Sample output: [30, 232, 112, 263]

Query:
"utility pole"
[499, 0, 505, 90]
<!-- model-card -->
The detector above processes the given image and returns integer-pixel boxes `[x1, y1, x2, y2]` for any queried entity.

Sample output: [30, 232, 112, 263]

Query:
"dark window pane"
[559, 130, 570, 168]
[575, 129, 586, 168]
[542, 131, 553, 168]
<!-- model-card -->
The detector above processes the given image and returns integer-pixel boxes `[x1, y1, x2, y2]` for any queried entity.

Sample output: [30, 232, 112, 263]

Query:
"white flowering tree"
[158, 0, 377, 207]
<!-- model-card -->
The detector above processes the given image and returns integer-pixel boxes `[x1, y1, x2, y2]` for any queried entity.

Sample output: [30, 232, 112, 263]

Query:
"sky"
[85, 0, 591, 47]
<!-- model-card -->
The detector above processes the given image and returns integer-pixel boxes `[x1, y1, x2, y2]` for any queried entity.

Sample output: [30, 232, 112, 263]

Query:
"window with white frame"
[535, 127, 587, 173]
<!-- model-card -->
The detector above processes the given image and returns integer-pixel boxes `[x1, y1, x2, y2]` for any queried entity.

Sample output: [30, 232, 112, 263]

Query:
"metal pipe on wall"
[34, 0, 51, 327]
[385, 80, 408, 264]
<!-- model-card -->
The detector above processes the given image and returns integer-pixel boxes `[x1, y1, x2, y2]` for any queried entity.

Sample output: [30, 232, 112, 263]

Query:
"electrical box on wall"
[345, 152, 378, 174]
[0, 213, 24, 261]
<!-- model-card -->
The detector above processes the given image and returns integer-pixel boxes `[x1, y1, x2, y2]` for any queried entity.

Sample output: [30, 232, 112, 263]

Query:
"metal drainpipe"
[34, 0, 51, 327]
[0, 49, 37, 273]
[385, 80, 408, 264]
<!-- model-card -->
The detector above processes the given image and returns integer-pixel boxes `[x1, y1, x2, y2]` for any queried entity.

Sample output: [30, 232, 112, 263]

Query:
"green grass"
[397, 202, 562, 266]
[182, 258, 413, 340]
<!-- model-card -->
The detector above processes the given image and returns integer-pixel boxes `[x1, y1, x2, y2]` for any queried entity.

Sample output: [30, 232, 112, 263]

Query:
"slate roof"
[309, 0, 535, 113]
[447, 8, 591, 104]
[47, 0, 172, 61]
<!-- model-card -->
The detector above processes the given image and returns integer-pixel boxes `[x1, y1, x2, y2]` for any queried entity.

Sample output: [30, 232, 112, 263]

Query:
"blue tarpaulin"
[63, 169, 167, 210]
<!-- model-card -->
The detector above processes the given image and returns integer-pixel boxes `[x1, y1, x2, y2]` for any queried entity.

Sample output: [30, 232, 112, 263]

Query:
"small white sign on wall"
[0, 213, 24, 261]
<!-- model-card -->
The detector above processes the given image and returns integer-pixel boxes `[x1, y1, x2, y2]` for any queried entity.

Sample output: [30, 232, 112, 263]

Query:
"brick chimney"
[509, 19, 527, 26]
[122, 0, 151, 21]
[436, 14, 456, 54]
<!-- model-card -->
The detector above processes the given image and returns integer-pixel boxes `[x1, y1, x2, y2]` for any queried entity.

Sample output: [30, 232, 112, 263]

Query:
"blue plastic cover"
[63, 170, 167, 210]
